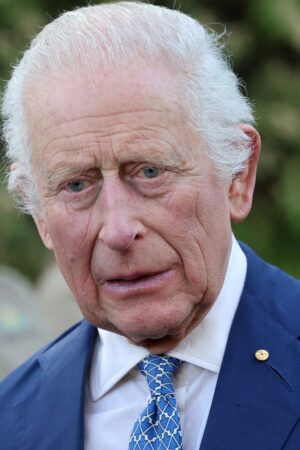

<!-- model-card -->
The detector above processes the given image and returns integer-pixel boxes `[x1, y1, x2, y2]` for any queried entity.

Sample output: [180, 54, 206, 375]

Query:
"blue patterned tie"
[129, 354, 183, 450]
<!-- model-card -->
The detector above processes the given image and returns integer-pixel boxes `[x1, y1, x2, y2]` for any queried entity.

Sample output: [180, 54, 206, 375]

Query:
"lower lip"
[101, 269, 175, 298]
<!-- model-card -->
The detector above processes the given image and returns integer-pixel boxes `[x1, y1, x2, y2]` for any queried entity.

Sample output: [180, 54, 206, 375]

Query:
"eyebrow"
[119, 150, 184, 166]
[118, 139, 185, 166]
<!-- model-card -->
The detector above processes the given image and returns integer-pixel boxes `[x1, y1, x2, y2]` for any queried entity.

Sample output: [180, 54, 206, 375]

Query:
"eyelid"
[135, 164, 183, 178]
[124, 162, 164, 174]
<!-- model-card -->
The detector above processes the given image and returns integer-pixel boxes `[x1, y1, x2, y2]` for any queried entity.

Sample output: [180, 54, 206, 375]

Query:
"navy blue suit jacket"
[1, 244, 300, 449]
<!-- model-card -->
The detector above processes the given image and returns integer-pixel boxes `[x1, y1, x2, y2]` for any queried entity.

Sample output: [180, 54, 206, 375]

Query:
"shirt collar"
[89, 236, 247, 401]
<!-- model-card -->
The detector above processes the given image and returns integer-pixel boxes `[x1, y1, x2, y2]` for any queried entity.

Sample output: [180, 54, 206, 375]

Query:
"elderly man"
[1, 2, 300, 449]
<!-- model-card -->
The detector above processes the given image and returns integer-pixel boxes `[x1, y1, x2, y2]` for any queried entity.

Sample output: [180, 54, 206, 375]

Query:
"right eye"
[65, 179, 92, 193]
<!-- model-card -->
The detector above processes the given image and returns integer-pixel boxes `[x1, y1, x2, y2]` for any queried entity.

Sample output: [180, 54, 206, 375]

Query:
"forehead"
[27, 63, 201, 174]
[28, 62, 185, 124]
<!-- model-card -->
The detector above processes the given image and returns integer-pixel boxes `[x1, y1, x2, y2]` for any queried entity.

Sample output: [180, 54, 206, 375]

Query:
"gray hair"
[1, 1, 255, 215]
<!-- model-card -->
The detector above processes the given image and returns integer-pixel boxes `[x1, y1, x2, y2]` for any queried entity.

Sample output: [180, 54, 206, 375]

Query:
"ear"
[228, 124, 261, 222]
[9, 162, 54, 247]
[32, 215, 53, 250]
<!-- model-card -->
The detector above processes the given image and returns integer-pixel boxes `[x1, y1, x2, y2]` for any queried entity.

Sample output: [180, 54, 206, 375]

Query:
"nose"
[98, 179, 146, 252]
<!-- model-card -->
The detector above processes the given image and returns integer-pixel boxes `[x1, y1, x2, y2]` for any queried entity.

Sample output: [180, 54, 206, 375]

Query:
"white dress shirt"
[84, 237, 247, 450]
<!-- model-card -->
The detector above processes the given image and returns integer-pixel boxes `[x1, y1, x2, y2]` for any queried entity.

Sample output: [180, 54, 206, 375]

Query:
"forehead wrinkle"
[118, 146, 184, 167]
[43, 123, 185, 162]
[114, 127, 187, 166]
[44, 129, 124, 155]
[44, 138, 184, 171]
[38, 108, 179, 135]
[43, 124, 177, 155]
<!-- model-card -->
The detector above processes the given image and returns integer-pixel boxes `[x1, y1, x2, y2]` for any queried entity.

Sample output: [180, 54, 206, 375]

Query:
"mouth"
[100, 269, 174, 297]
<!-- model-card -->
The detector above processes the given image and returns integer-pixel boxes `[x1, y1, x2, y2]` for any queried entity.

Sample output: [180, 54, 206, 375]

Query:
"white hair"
[1, 1, 255, 215]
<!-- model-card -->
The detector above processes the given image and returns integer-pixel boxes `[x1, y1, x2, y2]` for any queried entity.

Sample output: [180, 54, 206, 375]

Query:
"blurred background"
[0, 0, 299, 377]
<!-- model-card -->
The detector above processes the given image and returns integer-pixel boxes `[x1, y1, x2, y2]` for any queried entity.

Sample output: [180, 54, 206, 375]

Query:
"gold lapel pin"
[255, 349, 269, 361]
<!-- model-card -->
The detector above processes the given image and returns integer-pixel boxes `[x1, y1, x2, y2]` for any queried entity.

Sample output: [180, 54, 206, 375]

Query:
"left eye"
[66, 179, 90, 192]
[140, 167, 162, 179]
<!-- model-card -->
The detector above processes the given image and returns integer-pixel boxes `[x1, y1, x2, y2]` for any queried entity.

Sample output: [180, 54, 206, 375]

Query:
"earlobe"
[32, 215, 53, 250]
[228, 124, 261, 223]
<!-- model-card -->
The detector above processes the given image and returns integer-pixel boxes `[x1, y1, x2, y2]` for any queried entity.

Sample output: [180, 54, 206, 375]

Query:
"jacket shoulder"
[0, 321, 83, 403]
[241, 242, 300, 337]
[0, 320, 96, 448]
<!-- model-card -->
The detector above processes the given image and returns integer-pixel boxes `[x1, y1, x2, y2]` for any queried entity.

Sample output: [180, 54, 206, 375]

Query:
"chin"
[127, 324, 187, 354]
[136, 334, 184, 354]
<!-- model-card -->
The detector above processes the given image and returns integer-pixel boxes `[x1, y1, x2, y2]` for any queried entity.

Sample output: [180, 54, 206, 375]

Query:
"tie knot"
[138, 354, 181, 397]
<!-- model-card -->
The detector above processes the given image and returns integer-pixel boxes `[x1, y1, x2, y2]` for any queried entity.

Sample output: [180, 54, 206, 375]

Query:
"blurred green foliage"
[0, 0, 299, 280]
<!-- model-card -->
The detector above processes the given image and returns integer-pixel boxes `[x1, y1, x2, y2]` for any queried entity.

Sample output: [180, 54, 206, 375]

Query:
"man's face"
[30, 64, 235, 353]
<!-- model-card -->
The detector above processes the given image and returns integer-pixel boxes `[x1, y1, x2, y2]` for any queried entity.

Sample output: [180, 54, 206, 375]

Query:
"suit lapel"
[201, 248, 300, 450]
[16, 320, 97, 450]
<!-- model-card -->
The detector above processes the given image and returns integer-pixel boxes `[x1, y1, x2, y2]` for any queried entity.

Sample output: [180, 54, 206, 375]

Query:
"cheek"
[157, 189, 208, 283]
[162, 184, 220, 250]
[162, 188, 200, 233]
[161, 184, 231, 290]
[165, 181, 230, 239]
[45, 204, 96, 271]
[44, 206, 104, 321]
